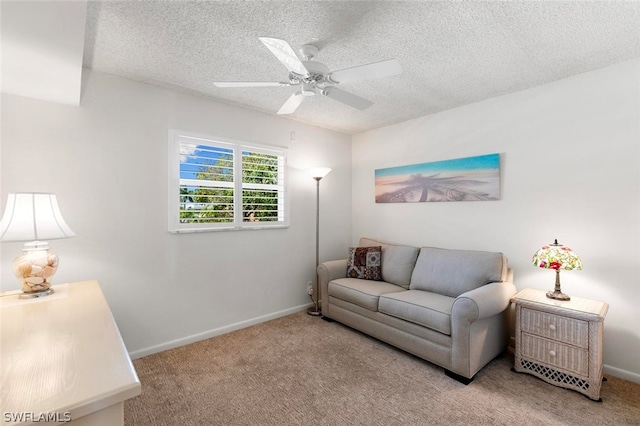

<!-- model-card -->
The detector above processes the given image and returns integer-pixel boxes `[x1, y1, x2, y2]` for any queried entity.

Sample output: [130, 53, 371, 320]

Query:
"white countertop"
[0, 280, 141, 425]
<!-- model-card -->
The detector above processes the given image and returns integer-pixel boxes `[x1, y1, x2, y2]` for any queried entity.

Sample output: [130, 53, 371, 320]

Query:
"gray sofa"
[318, 237, 516, 383]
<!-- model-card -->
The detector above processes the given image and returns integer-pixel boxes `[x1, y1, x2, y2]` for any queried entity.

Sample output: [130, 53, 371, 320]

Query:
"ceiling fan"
[213, 37, 402, 115]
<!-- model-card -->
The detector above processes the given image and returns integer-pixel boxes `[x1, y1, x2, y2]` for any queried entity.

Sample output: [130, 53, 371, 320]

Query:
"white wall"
[352, 59, 640, 382]
[1, 1, 86, 105]
[0, 70, 352, 357]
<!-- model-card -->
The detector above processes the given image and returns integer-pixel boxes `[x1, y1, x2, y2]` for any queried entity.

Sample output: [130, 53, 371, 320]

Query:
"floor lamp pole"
[308, 176, 322, 316]
[306, 167, 330, 316]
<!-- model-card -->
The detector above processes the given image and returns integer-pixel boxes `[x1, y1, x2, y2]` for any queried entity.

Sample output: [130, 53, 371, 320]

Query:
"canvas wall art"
[375, 153, 500, 203]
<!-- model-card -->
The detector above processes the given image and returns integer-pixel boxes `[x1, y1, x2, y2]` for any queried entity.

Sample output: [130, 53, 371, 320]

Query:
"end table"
[511, 288, 608, 401]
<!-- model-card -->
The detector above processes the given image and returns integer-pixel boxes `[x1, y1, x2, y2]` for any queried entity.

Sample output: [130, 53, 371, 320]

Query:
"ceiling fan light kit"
[213, 37, 402, 114]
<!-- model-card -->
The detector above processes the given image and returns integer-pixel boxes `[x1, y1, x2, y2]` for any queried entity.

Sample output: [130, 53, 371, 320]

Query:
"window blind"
[169, 132, 288, 232]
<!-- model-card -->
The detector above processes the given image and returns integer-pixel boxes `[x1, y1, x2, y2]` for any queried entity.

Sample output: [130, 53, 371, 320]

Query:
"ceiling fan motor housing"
[292, 60, 331, 95]
[301, 60, 330, 76]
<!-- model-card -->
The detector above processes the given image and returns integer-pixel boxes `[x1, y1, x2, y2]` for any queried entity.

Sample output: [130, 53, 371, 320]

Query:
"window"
[168, 131, 288, 232]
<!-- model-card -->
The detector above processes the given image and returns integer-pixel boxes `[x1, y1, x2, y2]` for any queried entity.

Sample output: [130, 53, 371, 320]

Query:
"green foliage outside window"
[179, 150, 281, 224]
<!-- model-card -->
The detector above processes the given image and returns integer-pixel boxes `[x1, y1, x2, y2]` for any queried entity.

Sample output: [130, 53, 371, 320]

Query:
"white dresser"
[1, 280, 140, 425]
[512, 288, 608, 401]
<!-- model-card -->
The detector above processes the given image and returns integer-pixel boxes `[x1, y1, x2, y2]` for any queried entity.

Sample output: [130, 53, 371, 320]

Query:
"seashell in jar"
[37, 265, 57, 279]
[33, 257, 49, 267]
[23, 281, 49, 292]
[25, 276, 45, 285]
[30, 265, 43, 275]
[14, 262, 32, 277]
[47, 254, 59, 267]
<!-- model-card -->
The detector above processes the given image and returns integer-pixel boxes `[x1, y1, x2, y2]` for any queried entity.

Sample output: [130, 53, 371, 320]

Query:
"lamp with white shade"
[0, 193, 75, 298]
[307, 167, 331, 316]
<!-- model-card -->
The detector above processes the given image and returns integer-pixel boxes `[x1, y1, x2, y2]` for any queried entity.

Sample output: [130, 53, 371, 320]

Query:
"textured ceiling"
[83, 1, 640, 135]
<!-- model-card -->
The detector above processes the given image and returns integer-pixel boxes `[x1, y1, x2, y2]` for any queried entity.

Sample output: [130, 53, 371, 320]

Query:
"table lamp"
[0, 193, 75, 298]
[532, 239, 582, 301]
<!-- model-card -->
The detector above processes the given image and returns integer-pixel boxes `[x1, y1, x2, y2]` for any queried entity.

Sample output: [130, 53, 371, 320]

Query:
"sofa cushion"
[379, 290, 454, 335]
[329, 278, 406, 312]
[359, 238, 419, 288]
[410, 247, 506, 298]
[347, 246, 382, 280]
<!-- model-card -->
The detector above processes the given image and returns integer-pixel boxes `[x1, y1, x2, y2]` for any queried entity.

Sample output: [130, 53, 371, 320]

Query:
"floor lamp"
[307, 167, 331, 316]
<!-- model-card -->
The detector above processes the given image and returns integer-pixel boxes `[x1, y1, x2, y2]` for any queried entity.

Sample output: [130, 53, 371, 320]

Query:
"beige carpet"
[125, 312, 640, 425]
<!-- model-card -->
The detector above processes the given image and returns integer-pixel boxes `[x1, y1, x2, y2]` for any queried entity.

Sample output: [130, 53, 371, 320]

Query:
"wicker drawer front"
[521, 333, 589, 376]
[521, 307, 588, 348]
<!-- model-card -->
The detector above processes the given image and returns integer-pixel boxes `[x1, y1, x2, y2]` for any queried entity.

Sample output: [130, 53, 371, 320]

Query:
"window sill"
[169, 224, 290, 234]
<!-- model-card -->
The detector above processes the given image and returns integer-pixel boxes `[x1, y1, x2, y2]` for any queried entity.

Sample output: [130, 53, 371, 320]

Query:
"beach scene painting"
[375, 153, 500, 203]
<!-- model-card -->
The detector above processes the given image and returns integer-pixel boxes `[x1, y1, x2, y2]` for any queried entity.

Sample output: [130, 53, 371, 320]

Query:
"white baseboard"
[603, 364, 640, 384]
[128, 303, 312, 360]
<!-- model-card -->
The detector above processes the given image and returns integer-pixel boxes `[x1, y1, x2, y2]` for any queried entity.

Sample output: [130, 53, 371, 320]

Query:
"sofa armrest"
[317, 259, 348, 315]
[450, 280, 517, 378]
[317, 259, 348, 282]
[453, 280, 517, 321]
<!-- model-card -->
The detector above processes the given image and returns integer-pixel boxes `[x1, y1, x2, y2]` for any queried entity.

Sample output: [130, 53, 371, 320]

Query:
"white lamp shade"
[307, 167, 332, 179]
[0, 193, 75, 242]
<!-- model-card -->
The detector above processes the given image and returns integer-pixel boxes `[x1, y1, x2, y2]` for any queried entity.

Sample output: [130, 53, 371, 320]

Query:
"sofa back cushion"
[410, 247, 507, 297]
[360, 238, 419, 289]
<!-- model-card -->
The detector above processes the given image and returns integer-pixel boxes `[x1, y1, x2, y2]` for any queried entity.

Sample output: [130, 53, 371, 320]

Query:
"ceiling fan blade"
[322, 86, 373, 110]
[277, 92, 305, 115]
[328, 59, 402, 84]
[259, 37, 309, 77]
[213, 81, 290, 88]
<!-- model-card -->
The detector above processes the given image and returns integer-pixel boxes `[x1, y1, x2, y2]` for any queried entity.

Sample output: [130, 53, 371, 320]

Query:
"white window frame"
[168, 130, 289, 233]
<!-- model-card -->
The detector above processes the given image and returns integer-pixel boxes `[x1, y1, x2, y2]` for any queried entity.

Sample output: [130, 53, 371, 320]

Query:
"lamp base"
[307, 306, 322, 316]
[13, 242, 59, 295]
[18, 288, 55, 299]
[546, 269, 570, 301]
[546, 289, 570, 301]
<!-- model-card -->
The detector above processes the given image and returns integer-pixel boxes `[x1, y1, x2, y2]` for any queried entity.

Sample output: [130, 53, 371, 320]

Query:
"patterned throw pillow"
[347, 246, 382, 281]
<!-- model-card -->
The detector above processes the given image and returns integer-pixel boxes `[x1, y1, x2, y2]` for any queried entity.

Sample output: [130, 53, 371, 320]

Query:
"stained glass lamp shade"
[532, 239, 582, 301]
